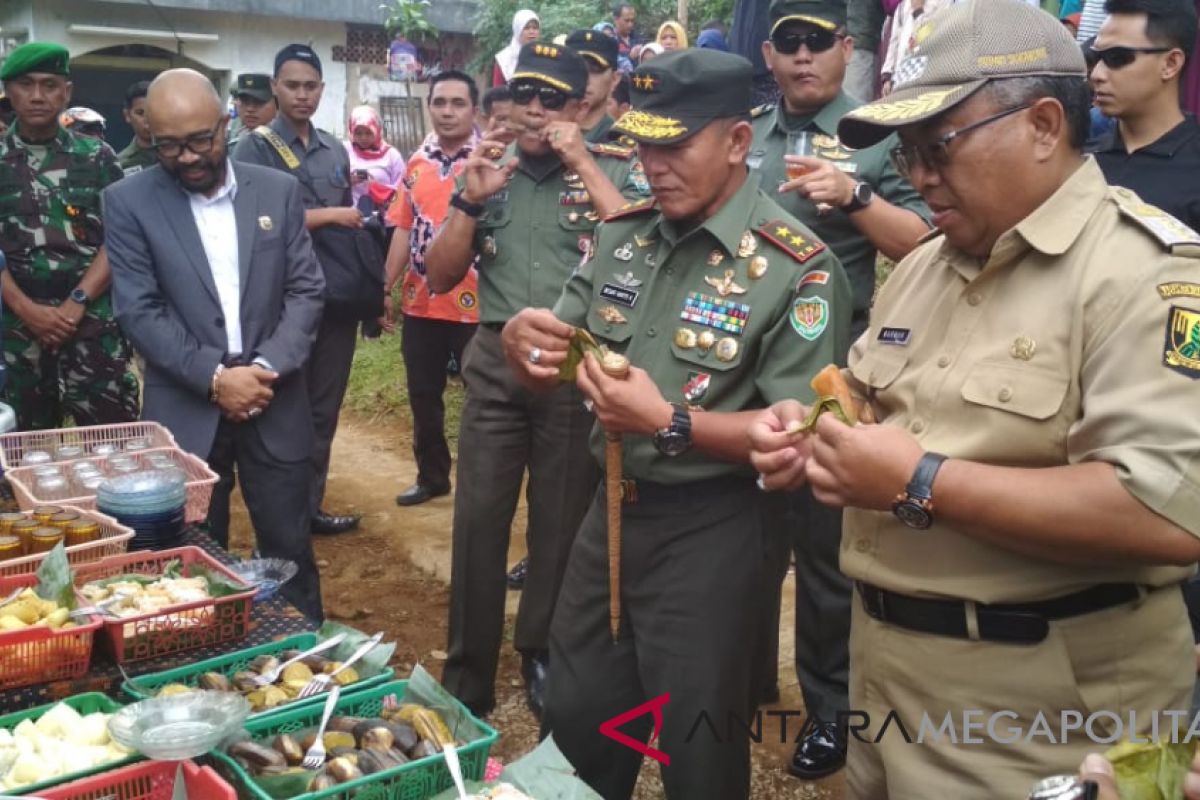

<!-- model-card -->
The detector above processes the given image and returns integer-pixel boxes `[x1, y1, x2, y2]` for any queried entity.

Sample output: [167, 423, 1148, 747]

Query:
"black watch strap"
[905, 452, 947, 501]
[450, 191, 485, 218]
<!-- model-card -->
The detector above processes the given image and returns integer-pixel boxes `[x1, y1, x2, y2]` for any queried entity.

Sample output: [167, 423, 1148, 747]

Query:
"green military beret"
[0, 42, 70, 82]
[769, 0, 847, 34]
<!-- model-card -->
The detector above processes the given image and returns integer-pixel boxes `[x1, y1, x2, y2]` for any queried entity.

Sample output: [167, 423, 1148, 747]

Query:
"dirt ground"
[228, 411, 846, 800]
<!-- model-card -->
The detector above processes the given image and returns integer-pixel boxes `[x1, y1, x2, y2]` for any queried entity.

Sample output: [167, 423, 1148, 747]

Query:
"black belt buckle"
[976, 609, 1050, 645]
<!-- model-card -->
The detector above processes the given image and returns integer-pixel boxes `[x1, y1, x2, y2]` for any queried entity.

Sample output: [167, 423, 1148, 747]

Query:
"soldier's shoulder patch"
[1111, 186, 1200, 255]
[588, 142, 634, 160]
[605, 197, 658, 221]
[751, 103, 776, 119]
[1163, 304, 1200, 378]
[758, 219, 827, 264]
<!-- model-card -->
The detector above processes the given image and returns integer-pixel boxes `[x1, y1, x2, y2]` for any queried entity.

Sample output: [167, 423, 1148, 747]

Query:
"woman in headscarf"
[344, 105, 406, 207]
[493, 10, 540, 87]
[638, 42, 665, 64]
[656, 20, 688, 51]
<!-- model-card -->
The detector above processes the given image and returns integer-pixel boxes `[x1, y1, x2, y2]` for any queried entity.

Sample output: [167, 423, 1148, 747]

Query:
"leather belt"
[615, 475, 755, 505]
[856, 581, 1145, 645]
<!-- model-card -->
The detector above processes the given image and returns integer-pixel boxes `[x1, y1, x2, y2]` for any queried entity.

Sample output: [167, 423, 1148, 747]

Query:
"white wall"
[30, 0, 351, 133]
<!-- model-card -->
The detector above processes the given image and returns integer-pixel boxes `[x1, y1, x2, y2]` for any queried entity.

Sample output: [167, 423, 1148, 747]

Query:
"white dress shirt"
[188, 161, 242, 354]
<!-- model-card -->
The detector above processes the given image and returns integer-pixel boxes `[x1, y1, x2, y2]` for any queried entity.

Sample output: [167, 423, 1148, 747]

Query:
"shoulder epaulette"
[751, 103, 776, 119]
[612, 134, 637, 149]
[1110, 186, 1200, 255]
[604, 197, 658, 221]
[757, 219, 827, 263]
[588, 141, 635, 160]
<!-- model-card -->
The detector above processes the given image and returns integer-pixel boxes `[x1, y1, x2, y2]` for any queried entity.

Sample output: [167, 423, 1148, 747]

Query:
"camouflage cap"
[566, 29, 620, 71]
[512, 42, 589, 97]
[232, 73, 272, 102]
[769, 0, 846, 35]
[838, 0, 1087, 149]
[0, 42, 70, 82]
[612, 49, 753, 145]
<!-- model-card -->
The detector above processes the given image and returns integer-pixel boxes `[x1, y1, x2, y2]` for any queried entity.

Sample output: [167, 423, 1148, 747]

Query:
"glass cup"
[786, 131, 817, 180]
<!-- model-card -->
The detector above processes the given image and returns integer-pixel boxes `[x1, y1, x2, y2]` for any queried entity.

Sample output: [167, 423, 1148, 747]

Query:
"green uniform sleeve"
[754, 249, 854, 405]
[598, 153, 652, 203]
[873, 133, 932, 224]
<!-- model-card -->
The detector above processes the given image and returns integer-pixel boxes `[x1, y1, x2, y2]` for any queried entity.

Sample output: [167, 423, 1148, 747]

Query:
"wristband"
[450, 192, 485, 218]
[210, 363, 225, 404]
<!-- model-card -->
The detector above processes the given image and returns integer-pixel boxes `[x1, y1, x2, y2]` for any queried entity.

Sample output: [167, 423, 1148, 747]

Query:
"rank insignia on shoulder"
[758, 220, 827, 263]
[588, 142, 635, 159]
[605, 197, 658, 221]
[1163, 305, 1200, 378]
[1113, 189, 1200, 252]
[750, 103, 775, 119]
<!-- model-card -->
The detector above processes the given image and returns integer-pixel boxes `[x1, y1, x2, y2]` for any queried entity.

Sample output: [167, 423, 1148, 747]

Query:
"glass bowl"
[228, 558, 299, 602]
[108, 690, 251, 760]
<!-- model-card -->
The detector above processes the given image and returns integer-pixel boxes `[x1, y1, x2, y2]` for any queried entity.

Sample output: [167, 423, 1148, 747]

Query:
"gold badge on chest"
[704, 269, 747, 297]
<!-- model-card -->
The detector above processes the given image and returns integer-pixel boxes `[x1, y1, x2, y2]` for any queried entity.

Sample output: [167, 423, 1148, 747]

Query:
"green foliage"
[469, 0, 736, 72]
[380, 0, 439, 42]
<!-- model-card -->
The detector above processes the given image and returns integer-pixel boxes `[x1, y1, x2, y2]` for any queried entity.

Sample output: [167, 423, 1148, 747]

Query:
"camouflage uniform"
[0, 126, 139, 430]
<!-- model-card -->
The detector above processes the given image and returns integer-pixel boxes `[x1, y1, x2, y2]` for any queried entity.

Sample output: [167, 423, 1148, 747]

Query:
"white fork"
[297, 631, 383, 699]
[251, 633, 347, 687]
[300, 684, 341, 770]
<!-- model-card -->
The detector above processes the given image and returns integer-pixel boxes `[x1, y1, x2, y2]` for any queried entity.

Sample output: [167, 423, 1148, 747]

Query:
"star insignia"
[775, 226, 790, 237]
[790, 235, 805, 247]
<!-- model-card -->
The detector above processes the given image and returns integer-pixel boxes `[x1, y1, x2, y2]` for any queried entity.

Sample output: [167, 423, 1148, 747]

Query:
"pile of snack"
[0, 589, 77, 632]
[0, 702, 131, 790]
[156, 650, 361, 712]
[79, 575, 212, 617]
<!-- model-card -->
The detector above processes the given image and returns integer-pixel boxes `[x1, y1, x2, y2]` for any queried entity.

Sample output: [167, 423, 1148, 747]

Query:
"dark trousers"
[442, 325, 599, 712]
[306, 315, 359, 516]
[545, 480, 765, 800]
[755, 488, 852, 723]
[400, 314, 477, 492]
[206, 418, 323, 622]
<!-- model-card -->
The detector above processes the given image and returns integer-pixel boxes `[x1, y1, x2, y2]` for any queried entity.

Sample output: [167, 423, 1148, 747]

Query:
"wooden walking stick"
[600, 353, 631, 643]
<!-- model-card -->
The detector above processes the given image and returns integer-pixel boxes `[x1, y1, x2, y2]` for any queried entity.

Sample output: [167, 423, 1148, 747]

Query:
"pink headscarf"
[349, 105, 390, 160]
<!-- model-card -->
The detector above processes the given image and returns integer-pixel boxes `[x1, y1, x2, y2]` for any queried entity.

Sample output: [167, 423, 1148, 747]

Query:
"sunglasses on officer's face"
[509, 80, 571, 111]
[1085, 44, 1172, 69]
[770, 28, 844, 56]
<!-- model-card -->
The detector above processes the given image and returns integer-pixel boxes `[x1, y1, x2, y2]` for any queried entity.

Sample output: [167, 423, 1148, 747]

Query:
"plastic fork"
[69, 593, 126, 620]
[297, 631, 384, 699]
[250, 632, 347, 687]
[442, 742, 470, 800]
[300, 684, 341, 769]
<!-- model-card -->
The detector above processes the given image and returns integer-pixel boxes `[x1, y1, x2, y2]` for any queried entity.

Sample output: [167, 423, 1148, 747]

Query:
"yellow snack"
[0, 616, 27, 631]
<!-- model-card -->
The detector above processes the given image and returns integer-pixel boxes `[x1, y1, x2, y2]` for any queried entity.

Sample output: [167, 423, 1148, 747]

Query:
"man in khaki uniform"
[749, 1, 1200, 796]
[504, 49, 851, 799]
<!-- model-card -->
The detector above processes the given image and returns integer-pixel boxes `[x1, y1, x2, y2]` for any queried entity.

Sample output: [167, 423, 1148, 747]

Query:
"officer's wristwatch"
[652, 403, 693, 457]
[842, 181, 874, 213]
[892, 451, 947, 529]
[69, 287, 90, 306]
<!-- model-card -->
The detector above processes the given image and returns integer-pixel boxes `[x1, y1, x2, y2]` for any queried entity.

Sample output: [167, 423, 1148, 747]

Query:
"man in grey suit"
[104, 69, 325, 621]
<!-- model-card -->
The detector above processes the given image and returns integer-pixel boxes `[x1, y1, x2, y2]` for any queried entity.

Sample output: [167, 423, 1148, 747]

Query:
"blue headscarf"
[697, 29, 729, 51]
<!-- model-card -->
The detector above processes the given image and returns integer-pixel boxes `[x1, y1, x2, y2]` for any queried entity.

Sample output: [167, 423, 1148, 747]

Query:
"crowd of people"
[2, 0, 1200, 797]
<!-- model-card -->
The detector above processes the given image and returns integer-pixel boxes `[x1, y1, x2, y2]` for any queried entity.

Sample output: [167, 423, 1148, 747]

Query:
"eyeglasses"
[890, 104, 1031, 177]
[509, 80, 571, 111]
[1085, 45, 1172, 69]
[770, 29, 843, 56]
[152, 121, 223, 159]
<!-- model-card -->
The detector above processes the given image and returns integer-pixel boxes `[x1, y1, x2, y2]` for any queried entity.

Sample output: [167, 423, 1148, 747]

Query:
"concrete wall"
[96, 0, 481, 33]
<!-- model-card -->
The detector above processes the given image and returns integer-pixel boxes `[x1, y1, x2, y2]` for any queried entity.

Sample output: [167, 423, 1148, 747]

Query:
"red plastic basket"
[0, 506, 134, 578]
[7, 445, 219, 524]
[0, 421, 177, 469]
[37, 759, 238, 800]
[72, 546, 257, 664]
[0, 572, 101, 690]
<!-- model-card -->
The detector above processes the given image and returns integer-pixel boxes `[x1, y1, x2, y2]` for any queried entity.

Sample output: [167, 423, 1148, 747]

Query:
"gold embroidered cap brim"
[838, 80, 982, 149]
[510, 71, 576, 95]
[612, 109, 702, 144]
[770, 14, 837, 34]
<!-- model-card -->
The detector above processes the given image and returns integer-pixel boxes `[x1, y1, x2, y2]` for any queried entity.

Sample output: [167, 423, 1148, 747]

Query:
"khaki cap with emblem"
[837, 0, 1086, 149]
[769, 0, 846, 34]
[611, 48, 753, 145]
[232, 73, 272, 102]
[512, 42, 589, 97]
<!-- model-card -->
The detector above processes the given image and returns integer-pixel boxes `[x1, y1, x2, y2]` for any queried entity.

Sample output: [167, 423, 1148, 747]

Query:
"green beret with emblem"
[612, 49, 753, 145]
[0, 42, 70, 82]
[512, 42, 589, 97]
[566, 29, 620, 71]
[769, 0, 847, 34]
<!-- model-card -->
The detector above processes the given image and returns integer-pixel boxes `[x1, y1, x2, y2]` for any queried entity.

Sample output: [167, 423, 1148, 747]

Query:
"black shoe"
[311, 510, 361, 535]
[521, 652, 549, 720]
[395, 484, 450, 506]
[507, 558, 528, 590]
[789, 721, 846, 780]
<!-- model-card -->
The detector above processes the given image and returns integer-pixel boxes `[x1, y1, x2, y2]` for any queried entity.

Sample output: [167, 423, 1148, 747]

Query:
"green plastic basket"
[0, 691, 140, 796]
[212, 680, 498, 800]
[119, 633, 395, 722]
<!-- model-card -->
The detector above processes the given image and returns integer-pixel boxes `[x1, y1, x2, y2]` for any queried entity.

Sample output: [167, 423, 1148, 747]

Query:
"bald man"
[103, 69, 327, 621]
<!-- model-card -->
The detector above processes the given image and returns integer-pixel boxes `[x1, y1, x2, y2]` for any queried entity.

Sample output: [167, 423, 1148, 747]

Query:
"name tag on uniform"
[600, 283, 639, 307]
[878, 327, 911, 346]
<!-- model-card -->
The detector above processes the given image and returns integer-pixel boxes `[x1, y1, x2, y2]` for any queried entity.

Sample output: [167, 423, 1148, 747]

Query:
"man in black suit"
[104, 69, 325, 621]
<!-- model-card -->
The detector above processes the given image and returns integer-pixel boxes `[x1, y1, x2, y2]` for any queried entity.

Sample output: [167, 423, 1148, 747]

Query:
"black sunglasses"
[152, 120, 224, 159]
[771, 29, 843, 56]
[890, 104, 1031, 177]
[509, 80, 571, 111]
[1086, 45, 1172, 69]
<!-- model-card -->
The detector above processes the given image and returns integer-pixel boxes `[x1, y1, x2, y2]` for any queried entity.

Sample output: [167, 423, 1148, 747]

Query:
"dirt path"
[230, 414, 845, 799]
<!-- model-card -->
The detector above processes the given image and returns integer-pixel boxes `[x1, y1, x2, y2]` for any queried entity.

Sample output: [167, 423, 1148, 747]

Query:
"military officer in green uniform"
[116, 80, 156, 174]
[0, 42, 139, 430]
[425, 41, 648, 719]
[747, 0, 934, 780]
[566, 30, 621, 144]
[503, 49, 852, 800]
[227, 73, 276, 148]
